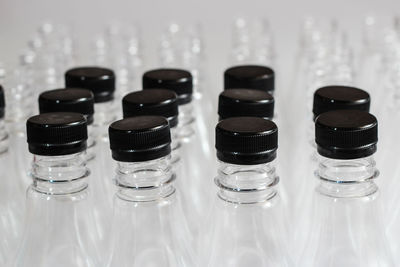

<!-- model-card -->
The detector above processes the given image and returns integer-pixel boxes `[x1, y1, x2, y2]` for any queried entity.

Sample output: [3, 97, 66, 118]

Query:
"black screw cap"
[0, 85, 4, 119]
[39, 88, 95, 125]
[218, 89, 274, 120]
[26, 112, 88, 156]
[313, 85, 370, 119]
[122, 89, 179, 128]
[65, 67, 115, 103]
[143, 68, 193, 105]
[216, 117, 278, 165]
[224, 65, 275, 93]
[315, 110, 378, 159]
[109, 116, 171, 162]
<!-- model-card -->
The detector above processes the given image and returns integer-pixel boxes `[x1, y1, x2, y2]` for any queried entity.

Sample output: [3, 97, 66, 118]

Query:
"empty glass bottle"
[143, 68, 194, 139]
[38, 88, 111, 243]
[298, 110, 394, 266]
[0, 85, 25, 265]
[224, 65, 275, 95]
[143, 68, 215, 238]
[12, 112, 101, 267]
[200, 117, 292, 267]
[107, 115, 194, 267]
[65, 66, 117, 140]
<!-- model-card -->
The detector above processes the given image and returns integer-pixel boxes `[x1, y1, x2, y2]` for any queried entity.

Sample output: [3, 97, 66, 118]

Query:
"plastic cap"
[143, 68, 193, 105]
[313, 85, 370, 119]
[109, 116, 171, 162]
[224, 65, 275, 93]
[39, 88, 95, 125]
[26, 112, 88, 156]
[0, 85, 4, 119]
[122, 89, 179, 128]
[216, 117, 278, 165]
[315, 110, 378, 159]
[218, 89, 274, 120]
[65, 67, 115, 103]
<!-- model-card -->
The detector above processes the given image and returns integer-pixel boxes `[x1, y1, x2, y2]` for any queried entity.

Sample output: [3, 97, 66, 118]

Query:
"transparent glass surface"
[11, 152, 101, 267]
[298, 155, 394, 267]
[200, 161, 292, 267]
[107, 156, 195, 267]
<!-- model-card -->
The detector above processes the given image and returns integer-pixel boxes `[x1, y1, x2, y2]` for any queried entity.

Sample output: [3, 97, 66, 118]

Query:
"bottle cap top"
[218, 88, 274, 120]
[109, 116, 171, 162]
[27, 112, 88, 156]
[315, 110, 378, 159]
[39, 88, 95, 125]
[65, 67, 115, 103]
[122, 89, 179, 128]
[143, 68, 193, 105]
[313, 85, 370, 119]
[216, 117, 278, 165]
[224, 65, 275, 93]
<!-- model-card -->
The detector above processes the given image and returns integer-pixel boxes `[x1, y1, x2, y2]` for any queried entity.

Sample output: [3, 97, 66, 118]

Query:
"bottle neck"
[316, 154, 379, 198]
[0, 119, 8, 154]
[170, 126, 181, 164]
[178, 102, 195, 140]
[86, 124, 96, 161]
[93, 100, 118, 127]
[30, 151, 89, 195]
[215, 161, 279, 204]
[115, 155, 175, 202]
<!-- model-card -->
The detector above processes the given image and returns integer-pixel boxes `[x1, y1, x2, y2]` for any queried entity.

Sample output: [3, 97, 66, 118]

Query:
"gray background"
[0, 0, 398, 70]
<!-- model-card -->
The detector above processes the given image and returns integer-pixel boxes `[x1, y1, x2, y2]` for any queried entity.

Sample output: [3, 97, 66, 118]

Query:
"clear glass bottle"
[143, 68, 195, 139]
[298, 110, 394, 266]
[291, 85, 372, 224]
[200, 117, 292, 267]
[65, 66, 118, 140]
[143, 68, 215, 239]
[64, 67, 118, 229]
[12, 112, 101, 267]
[0, 86, 25, 265]
[107, 115, 194, 267]
[37, 88, 111, 244]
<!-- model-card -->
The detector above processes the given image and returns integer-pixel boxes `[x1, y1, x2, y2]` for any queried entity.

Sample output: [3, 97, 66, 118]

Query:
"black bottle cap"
[218, 89, 274, 120]
[122, 89, 179, 128]
[39, 88, 95, 125]
[65, 67, 115, 103]
[26, 112, 88, 156]
[0, 85, 4, 119]
[313, 85, 370, 119]
[224, 65, 275, 93]
[315, 110, 378, 159]
[143, 68, 193, 105]
[216, 117, 278, 165]
[109, 116, 171, 162]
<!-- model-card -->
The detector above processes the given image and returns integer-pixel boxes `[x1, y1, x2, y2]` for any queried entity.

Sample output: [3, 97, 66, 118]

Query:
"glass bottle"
[298, 110, 394, 266]
[0, 86, 25, 265]
[200, 117, 292, 267]
[37, 88, 111, 243]
[107, 115, 194, 267]
[123, 89, 210, 241]
[291, 85, 372, 217]
[12, 112, 101, 267]
[65, 66, 118, 140]
[224, 65, 275, 95]
[143, 68, 214, 239]
[65, 67, 118, 224]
